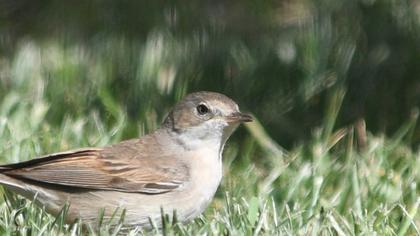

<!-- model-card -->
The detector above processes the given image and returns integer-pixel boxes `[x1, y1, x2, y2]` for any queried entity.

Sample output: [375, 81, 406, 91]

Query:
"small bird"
[0, 91, 252, 230]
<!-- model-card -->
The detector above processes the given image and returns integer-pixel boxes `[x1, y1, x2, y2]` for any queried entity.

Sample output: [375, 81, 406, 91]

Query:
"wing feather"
[0, 147, 189, 194]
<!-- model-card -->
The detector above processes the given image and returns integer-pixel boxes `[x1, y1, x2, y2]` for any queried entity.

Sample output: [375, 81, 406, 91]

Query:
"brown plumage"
[1, 141, 188, 194]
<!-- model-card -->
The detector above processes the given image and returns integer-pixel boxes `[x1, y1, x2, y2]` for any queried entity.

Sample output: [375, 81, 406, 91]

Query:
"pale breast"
[174, 147, 223, 221]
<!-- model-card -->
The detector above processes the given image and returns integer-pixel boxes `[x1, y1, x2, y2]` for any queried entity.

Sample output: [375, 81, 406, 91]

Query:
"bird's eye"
[196, 104, 209, 115]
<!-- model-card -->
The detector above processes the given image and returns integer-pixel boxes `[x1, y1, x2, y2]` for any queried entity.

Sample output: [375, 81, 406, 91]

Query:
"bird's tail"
[0, 166, 12, 173]
[0, 173, 25, 190]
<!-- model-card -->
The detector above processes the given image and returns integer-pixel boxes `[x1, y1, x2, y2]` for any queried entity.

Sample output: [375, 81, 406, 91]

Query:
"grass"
[0, 42, 419, 235]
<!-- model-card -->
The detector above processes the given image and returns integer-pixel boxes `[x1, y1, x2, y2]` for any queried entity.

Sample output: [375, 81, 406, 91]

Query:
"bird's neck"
[169, 128, 224, 152]
[162, 123, 238, 160]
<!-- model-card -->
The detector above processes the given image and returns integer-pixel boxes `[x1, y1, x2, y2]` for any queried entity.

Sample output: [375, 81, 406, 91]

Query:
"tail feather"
[0, 173, 26, 190]
[0, 173, 66, 216]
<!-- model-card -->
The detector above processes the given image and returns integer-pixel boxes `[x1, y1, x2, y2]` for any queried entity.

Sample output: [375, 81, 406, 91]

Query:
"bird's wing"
[0, 145, 189, 194]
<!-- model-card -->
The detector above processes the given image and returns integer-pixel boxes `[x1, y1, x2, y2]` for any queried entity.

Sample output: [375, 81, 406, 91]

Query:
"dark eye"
[196, 104, 209, 115]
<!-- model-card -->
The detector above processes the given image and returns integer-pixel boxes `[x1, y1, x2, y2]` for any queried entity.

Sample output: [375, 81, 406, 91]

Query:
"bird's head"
[163, 91, 252, 148]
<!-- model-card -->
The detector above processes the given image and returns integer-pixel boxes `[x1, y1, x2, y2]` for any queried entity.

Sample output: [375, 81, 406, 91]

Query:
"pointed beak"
[225, 112, 253, 123]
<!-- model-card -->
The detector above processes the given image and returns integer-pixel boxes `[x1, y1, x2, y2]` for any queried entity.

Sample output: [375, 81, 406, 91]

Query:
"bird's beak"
[225, 112, 253, 123]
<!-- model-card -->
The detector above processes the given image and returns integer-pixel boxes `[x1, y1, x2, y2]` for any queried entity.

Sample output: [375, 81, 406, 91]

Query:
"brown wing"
[0, 145, 189, 194]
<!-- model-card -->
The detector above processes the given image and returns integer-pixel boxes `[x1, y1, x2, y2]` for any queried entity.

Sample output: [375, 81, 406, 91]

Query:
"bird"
[0, 91, 252, 230]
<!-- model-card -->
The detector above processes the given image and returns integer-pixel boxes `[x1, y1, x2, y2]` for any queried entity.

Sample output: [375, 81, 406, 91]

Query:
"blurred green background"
[0, 1, 419, 234]
[0, 0, 419, 147]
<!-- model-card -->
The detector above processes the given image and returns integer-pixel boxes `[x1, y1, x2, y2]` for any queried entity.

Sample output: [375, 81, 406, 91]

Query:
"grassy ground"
[0, 43, 419, 235]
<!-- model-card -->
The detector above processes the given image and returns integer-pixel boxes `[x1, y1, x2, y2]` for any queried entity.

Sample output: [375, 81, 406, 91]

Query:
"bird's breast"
[188, 146, 222, 184]
[176, 147, 223, 219]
